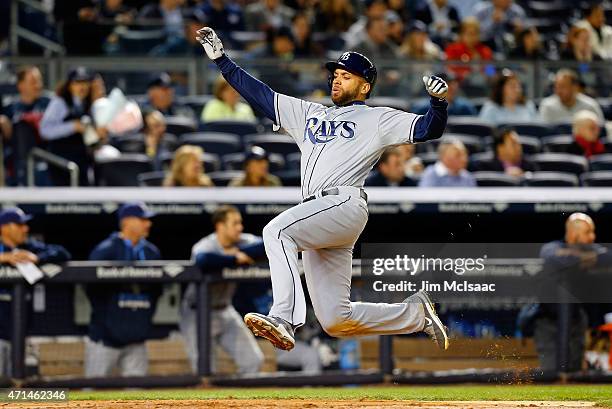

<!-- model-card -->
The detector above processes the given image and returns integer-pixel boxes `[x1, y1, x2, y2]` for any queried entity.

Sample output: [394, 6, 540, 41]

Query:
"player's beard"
[331, 85, 361, 106]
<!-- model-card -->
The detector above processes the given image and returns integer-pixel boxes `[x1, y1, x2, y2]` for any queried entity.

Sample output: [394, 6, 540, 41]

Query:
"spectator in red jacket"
[444, 17, 493, 80]
[567, 110, 608, 158]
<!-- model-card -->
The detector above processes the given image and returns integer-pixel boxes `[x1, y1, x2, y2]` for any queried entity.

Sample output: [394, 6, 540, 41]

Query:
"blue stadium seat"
[165, 116, 197, 137]
[473, 172, 522, 187]
[499, 121, 554, 138]
[542, 135, 574, 152]
[531, 153, 588, 175]
[286, 152, 301, 170]
[96, 154, 153, 186]
[114, 133, 178, 154]
[208, 170, 244, 186]
[446, 118, 494, 137]
[179, 132, 242, 155]
[526, 172, 579, 187]
[274, 170, 301, 186]
[417, 151, 439, 167]
[589, 154, 612, 171]
[581, 171, 612, 186]
[518, 136, 542, 154]
[468, 151, 495, 171]
[177, 95, 214, 118]
[440, 133, 484, 153]
[138, 171, 166, 187]
[244, 134, 299, 155]
[221, 152, 285, 172]
[117, 28, 167, 54]
[199, 120, 260, 137]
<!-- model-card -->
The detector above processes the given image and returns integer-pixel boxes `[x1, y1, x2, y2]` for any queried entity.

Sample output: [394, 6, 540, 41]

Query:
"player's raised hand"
[422, 75, 448, 100]
[196, 27, 225, 60]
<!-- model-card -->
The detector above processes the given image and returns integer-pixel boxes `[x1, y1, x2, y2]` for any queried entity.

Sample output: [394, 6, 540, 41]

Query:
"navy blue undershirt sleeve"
[214, 55, 277, 123]
[413, 97, 448, 143]
[238, 240, 265, 259]
[195, 251, 239, 271]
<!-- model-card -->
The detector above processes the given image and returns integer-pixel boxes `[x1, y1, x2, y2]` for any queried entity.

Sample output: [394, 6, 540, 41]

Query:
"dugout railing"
[1, 259, 608, 388]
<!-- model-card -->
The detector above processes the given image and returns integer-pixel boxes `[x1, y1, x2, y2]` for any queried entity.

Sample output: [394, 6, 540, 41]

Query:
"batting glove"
[422, 75, 448, 100]
[196, 27, 225, 60]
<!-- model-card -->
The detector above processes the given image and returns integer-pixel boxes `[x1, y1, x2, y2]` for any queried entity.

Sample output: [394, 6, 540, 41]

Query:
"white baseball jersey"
[274, 94, 421, 198]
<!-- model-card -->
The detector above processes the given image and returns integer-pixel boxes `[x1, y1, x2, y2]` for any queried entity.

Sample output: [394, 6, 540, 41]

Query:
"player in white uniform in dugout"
[196, 27, 450, 352]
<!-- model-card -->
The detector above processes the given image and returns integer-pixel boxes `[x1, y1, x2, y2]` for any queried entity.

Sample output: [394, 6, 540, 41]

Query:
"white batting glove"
[422, 75, 448, 100]
[196, 27, 225, 60]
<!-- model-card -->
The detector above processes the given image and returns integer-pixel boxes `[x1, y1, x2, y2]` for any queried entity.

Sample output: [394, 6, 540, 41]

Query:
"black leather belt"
[303, 188, 368, 203]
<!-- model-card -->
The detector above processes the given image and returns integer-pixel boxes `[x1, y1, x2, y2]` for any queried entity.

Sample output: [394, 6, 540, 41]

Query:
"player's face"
[218, 211, 244, 244]
[123, 217, 152, 240]
[1, 223, 29, 246]
[331, 69, 368, 105]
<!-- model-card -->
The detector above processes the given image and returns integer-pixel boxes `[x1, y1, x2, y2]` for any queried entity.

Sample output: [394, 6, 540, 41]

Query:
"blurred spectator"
[202, 76, 256, 123]
[539, 69, 604, 123]
[149, 9, 207, 56]
[387, 0, 409, 23]
[0, 66, 50, 185]
[365, 147, 416, 186]
[199, 0, 245, 32]
[164, 145, 214, 187]
[85, 202, 161, 377]
[40, 67, 97, 186]
[314, 0, 356, 34]
[344, 0, 387, 48]
[396, 144, 425, 178]
[472, 0, 526, 51]
[509, 26, 543, 60]
[141, 110, 172, 170]
[97, 0, 135, 23]
[477, 127, 535, 176]
[398, 21, 443, 61]
[419, 139, 476, 187]
[139, 0, 187, 39]
[560, 25, 602, 62]
[412, 73, 477, 116]
[145, 73, 195, 120]
[414, 0, 460, 46]
[0, 207, 71, 377]
[229, 146, 282, 187]
[291, 13, 323, 57]
[354, 18, 397, 58]
[575, 2, 612, 60]
[182, 205, 266, 374]
[479, 70, 538, 124]
[54, 0, 106, 55]
[444, 18, 493, 80]
[386, 11, 405, 47]
[533, 213, 609, 371]
[245, 0, 295, 31]
[565, 110, 608, 158]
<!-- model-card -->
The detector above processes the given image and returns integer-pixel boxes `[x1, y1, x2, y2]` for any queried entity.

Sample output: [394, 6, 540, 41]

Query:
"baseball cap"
[68, 66, 94, 82]
[147, 73, 172, 89]
[245, 146, 269, 162]
[406, 21, 427, 34]
[118, 202, 155, 221]
[0, 208, 32, 226]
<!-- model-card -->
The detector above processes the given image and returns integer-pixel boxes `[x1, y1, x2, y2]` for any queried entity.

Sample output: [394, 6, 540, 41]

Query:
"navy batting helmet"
[325, 51, 377, 98]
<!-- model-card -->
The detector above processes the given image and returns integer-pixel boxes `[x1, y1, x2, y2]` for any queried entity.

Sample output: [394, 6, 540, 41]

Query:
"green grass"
[70, 385, 612, 406]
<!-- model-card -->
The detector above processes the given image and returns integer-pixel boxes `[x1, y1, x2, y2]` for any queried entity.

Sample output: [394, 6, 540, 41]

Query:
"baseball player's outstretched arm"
[413, 76, 449, 142]
[196, 27, 276, 123]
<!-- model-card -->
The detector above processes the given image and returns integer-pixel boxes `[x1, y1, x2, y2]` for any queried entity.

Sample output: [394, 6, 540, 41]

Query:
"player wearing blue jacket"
[196, 27, 450, 352]
[0, 207, 71, 377]
[85, 202, 162, 378]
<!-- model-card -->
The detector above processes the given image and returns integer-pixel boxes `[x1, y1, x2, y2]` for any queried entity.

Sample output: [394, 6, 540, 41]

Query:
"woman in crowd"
[163, 144, 214, 187]
[561, 25, 602, 62]
[399, 21, 442, 61]
[40, 67, 99, 186]
[201, 76, 256, 123]
[479, 69, 538, 124]
[444, 17, 493, 80]
[509, 26, 544, 60]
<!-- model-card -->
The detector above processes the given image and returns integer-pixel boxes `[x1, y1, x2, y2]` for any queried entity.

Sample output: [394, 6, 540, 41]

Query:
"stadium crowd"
[1, 0, 611, 188]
